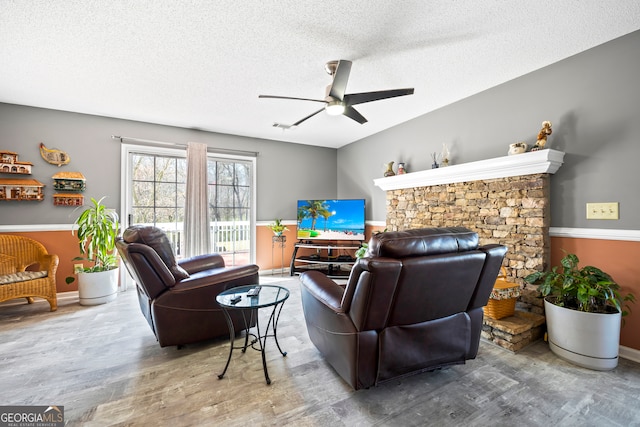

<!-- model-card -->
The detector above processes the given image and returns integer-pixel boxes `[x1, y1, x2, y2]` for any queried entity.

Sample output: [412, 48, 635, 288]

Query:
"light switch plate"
[586, 202, 619, 220]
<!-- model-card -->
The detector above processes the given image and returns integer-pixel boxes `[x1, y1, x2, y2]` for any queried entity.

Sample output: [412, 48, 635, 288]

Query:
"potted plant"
[66, 196, 120, 305]
[355, 242, 369, 259]
[525, 252, 635, 370]
[355, 229, 386, 258]
[267, 219, 288, 236]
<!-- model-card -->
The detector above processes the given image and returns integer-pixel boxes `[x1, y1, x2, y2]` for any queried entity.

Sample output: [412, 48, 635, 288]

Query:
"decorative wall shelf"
[373, 149, 565, 191]
[52, 171, 86, 192]
[0, 151, 33, 175]
[53, 193, 84, 206]
[0, 178, 45, 201]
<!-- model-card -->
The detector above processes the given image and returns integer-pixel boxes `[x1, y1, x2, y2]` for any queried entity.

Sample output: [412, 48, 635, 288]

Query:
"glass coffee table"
[216, 284, 289, 385]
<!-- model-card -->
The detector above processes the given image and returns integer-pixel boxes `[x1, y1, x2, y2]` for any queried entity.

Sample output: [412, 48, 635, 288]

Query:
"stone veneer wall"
[384, 173, 551, 314]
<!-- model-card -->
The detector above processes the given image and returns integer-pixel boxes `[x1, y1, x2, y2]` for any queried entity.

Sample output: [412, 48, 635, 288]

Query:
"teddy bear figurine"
[531, 120, 552, 151]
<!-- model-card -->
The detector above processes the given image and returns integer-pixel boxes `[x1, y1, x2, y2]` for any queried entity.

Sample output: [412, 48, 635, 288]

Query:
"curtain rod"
[111, 135, 259, 157]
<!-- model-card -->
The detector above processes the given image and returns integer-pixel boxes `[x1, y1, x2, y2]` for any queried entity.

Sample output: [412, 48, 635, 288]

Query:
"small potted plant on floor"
[525, 252, 635, 370]
[67, 196, 120, 305]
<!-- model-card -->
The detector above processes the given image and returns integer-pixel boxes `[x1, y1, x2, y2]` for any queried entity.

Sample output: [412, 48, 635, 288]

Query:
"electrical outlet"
[586, 202, 619, 220]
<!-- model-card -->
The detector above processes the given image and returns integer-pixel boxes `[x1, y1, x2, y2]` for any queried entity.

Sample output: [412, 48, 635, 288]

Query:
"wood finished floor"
[1, 275, 640, 426]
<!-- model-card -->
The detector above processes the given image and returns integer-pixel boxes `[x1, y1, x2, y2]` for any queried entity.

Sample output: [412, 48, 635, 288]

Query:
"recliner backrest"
[388, 251, 486, 325]
[121, 226, 190, 281]
[116, 239, 176, 300]
[345, 227, 505, 331]
[366, 227, 479, 258]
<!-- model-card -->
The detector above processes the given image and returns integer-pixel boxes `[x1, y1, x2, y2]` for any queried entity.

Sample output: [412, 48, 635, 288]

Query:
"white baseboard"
[619, 345, 640, 364]
[366, 226, 639, 241]
[5, 224, 639, 242]
[550, 227, 640, 241]
[0, 224, 72, 232]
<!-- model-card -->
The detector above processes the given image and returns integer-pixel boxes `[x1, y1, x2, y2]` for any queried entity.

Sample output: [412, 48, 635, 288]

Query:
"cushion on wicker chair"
[0, 271, 48, 285]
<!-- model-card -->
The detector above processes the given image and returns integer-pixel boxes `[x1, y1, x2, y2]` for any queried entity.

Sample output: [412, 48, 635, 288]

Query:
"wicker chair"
[0, 235, 58, 311]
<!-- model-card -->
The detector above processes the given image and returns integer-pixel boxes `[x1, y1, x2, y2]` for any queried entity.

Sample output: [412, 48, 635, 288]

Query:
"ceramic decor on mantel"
[383, 161, 395, 177]
[373, 149, 565, 191]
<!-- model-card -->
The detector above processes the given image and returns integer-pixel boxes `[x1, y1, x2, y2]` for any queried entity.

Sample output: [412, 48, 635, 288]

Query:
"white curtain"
[183, 142, 210, 258]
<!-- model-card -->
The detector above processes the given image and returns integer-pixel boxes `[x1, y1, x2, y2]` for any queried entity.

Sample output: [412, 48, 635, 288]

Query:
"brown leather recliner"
[116, 225, 259, 348]
[300, 227, 507, 390]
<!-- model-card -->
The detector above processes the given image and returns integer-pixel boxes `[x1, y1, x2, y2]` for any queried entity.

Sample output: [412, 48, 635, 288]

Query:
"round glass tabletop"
[216, 285, 289, 309]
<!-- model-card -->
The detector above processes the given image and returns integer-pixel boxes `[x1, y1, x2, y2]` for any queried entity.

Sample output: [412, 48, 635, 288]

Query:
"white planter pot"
[544, 298, 621, 370]
[77, 268, 119, 306]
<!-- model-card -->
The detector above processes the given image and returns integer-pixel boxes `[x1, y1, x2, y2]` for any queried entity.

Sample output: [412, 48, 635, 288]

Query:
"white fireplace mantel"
[373, 149, 565, 191]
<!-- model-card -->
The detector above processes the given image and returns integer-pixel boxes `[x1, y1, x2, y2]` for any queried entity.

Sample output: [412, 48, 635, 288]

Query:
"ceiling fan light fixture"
[325, 100, 345, 116]
[259, 59, 413, 127]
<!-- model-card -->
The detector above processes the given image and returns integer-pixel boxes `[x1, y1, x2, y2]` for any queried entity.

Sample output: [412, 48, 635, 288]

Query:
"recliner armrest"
[178, 253, 226, 273]
[300, 271, 345, 311]
[468, 244, 509, 310]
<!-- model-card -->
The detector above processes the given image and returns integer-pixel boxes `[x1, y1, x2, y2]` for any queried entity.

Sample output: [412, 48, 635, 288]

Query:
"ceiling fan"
[259, 59, 414, 127]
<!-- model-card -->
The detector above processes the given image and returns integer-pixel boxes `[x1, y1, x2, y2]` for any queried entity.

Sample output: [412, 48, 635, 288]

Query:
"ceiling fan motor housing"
[259, 59, 414, 126]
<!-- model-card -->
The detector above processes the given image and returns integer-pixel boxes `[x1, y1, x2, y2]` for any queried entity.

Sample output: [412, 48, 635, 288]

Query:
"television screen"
[296, 199, 365, 241]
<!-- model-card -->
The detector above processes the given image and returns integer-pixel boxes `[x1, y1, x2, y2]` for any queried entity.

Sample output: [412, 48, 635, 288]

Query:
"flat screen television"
[296, 199, 365, 241]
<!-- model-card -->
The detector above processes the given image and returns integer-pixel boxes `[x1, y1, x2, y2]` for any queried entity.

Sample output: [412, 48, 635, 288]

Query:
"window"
[121, 144, 255, 266]
[208, 159, 253, 266]
[129, 153, 186, 252]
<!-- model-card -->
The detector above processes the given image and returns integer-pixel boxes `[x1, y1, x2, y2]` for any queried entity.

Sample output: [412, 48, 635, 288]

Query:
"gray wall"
[0, 104, 337, 225]
[3, 30, 638, 229]
[338, 30, 640, 230]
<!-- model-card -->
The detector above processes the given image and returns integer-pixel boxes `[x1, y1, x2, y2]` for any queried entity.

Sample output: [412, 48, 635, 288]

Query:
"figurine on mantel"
[431, 152, 439, 169]
[531, 120, 552, 151]
[383, 161, 395, 177]
[441, 144, 451, 167]
[397, 162, 406, 174]
[508, 142, 528, 155]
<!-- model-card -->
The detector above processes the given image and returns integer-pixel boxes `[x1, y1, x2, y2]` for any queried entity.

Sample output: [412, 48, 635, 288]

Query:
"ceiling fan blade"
[292, 107, 325, 126]
[343, 106, 367, 124]
[259, 95, 327, 103]
[343, 88, 414, 106]
[328, 60, 352, 101]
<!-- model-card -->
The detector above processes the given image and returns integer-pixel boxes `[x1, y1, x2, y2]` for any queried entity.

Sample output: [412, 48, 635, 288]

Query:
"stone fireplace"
[374, 149, 565, 351]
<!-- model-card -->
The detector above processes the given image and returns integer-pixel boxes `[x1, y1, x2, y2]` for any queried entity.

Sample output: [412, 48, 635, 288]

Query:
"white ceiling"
[2, 1, 640, 149]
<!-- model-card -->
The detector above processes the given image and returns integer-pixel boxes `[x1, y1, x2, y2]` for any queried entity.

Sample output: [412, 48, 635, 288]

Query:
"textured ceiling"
[2, 1, 640, 148]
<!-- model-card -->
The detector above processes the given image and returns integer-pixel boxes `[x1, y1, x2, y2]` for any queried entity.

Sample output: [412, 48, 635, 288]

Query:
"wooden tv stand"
[290, 240, 362, 278]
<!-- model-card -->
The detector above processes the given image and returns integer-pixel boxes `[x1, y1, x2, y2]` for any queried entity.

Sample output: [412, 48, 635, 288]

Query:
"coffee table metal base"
[217, 286, 288, 385]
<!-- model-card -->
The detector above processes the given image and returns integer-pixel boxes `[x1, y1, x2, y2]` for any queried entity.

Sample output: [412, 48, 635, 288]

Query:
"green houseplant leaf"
[355, 242, 368, 258]
[355, 229, 387, 259]
[267, 219, 288, 234]
[525, 252, 635, 315]
[71, 196, 120, 275]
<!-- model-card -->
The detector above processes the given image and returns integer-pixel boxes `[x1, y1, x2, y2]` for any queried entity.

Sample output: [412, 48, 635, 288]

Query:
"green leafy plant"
[267, 219, 288, 235]
[525, 252, 635, 315]
[66, 197, 120, 284]
[355, 242, 369, 258]
[355, 229, 387, 258]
